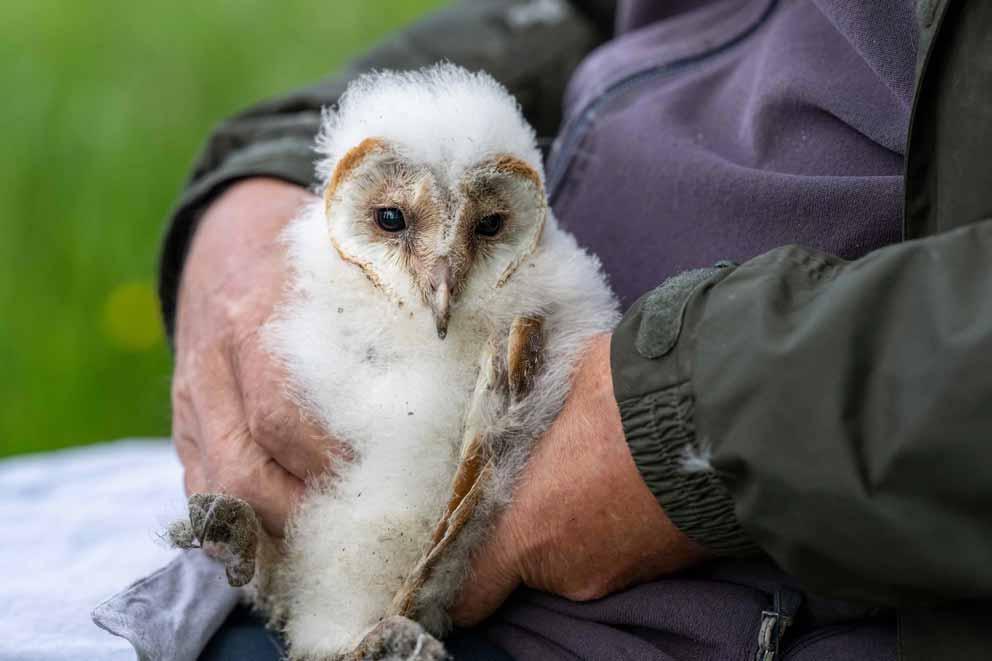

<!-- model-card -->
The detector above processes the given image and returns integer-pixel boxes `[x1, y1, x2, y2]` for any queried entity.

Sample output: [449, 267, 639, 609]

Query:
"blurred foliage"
[0, 0, 443, 457]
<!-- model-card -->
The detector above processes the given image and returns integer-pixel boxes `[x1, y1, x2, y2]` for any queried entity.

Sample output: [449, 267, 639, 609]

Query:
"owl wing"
[387, 315, 546, 622]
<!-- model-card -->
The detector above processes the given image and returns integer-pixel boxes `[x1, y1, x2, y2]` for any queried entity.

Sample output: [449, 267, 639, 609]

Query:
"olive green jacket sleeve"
[612, 0, 992, 610]
[615, 222, 992, 607]
[158, 0, 611, 340]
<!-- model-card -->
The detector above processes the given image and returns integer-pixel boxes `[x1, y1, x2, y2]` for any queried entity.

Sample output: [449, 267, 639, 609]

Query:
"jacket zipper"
[756, 588, 803, 661]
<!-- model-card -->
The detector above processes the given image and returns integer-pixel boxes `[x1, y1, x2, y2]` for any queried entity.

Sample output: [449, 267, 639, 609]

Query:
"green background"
[0, 0, 442, 458]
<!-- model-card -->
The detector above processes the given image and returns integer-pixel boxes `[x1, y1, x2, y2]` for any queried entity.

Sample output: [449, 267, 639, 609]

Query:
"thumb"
[449, 516, 523, 627]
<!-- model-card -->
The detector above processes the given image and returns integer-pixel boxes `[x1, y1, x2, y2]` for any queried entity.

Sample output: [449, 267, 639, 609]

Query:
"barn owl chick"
[170, 64, 619, 660]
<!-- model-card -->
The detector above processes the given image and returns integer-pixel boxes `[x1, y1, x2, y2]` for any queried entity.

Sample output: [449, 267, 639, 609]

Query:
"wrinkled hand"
[171, 178, 347, 536]
[450, 334, 708, 625]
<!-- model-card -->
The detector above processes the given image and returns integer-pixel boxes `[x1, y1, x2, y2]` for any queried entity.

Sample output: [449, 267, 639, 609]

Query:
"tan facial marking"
[485, 155, 547, 288]
[490, 155, 543, 192]
[324, 137, 396, 299]
[324, 137, 387, 213]
[329, 235, 390, 296]
[412, 174, 434, 210]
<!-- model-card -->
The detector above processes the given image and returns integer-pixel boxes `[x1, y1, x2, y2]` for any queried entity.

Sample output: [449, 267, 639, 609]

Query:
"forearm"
[613, 218, 992, 606]
[158, 0, 607, 342]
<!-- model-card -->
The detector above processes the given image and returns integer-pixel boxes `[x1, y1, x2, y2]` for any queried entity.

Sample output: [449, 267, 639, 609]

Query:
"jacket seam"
[547, 0, 781, 200]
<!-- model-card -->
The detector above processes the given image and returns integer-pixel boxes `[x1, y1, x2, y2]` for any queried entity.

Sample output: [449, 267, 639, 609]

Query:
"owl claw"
[167, 493, 260, 587]
[342, 616, 449, 661]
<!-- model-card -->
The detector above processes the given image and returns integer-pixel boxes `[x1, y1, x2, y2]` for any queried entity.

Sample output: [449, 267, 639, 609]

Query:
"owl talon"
[168, 493, 260, 587]
[343, 616, 448, 661]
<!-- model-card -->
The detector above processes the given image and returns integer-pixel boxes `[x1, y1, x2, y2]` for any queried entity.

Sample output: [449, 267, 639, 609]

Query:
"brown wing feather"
[389, 315, 546, 620]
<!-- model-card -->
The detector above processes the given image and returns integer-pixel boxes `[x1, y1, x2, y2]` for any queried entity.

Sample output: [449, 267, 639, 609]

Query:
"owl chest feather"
[271, 205, 493, 461]
[269, 219, 501, 650]
[320, 301, 488, 460]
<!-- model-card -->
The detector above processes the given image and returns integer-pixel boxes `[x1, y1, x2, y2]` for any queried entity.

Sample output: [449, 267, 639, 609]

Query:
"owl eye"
[375, 207, 406, 232]
[476, 213, 504, 237]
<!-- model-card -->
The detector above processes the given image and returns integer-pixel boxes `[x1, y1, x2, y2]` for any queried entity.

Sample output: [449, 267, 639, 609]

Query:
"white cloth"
[0, 439, 236, 661]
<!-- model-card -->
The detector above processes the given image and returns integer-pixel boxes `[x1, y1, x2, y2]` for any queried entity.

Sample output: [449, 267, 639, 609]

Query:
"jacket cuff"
[617, 384, 759, 556]
[611, 270, 760, 556]
[157, 132, 317, 343]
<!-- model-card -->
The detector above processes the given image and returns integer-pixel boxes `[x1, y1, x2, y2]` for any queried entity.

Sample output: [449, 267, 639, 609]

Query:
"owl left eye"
[375, 207, 407, 232]
[476, 214, 503, 237]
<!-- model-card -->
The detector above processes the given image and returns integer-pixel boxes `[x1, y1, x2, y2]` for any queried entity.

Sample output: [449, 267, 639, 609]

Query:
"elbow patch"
[635, 268, 721, 359]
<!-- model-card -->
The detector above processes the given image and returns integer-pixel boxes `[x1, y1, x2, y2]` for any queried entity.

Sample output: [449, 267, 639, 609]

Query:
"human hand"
[170, 178, 348, 536]
[450, 333, 708, 624]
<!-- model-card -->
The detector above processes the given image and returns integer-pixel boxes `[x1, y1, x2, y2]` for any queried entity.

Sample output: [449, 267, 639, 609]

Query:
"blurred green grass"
[0, 0, 443, 458]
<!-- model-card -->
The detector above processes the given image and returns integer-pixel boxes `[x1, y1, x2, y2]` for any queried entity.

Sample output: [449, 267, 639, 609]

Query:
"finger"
[182, 466, 207, 496]
[177, 432, 208, 496]
[224, 451, 306, 537]
[245, 380, 346, 482]
[235, 324, 350, 482]
[201, 415, 306, 536]
[448, 514, 522, 627]
[171, 373, 208, 496]
[192, 343, 306, 536]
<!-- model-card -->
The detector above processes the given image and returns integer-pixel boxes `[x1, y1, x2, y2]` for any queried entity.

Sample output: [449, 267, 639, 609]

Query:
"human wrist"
[610, 271, 759, 557]
[618, 384, 755, 556]
[517, 335, 705, 595]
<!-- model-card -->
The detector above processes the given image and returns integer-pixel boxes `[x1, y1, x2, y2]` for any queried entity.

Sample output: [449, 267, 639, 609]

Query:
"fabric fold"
[92, 551, 241, 661]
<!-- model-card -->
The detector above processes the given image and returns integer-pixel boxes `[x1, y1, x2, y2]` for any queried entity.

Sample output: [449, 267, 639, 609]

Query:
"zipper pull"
[755, 588, 802, 661]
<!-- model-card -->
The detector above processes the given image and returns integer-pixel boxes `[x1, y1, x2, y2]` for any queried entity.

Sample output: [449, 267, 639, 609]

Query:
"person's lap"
[199, 605, 513, 661]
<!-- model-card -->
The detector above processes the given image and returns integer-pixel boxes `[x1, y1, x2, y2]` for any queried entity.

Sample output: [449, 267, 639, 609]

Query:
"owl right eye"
[375, 207, 407, 232]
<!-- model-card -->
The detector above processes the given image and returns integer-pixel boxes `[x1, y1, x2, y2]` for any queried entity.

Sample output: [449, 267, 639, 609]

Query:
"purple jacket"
[483, 0, 913, 658]
[553, 0, 913, 308]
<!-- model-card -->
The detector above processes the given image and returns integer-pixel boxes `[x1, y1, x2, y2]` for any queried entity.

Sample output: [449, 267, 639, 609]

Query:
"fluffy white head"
[317, 64, 548, 338]
[316, 64, 543, 184]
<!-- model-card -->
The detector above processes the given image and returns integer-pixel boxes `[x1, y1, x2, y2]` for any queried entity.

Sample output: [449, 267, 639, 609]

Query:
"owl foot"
[167, 493, 260, 587]
[342, 616, 449, 661]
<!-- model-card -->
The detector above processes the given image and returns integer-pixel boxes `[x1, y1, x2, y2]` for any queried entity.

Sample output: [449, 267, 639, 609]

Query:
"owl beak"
[430, 261, 452, 340]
